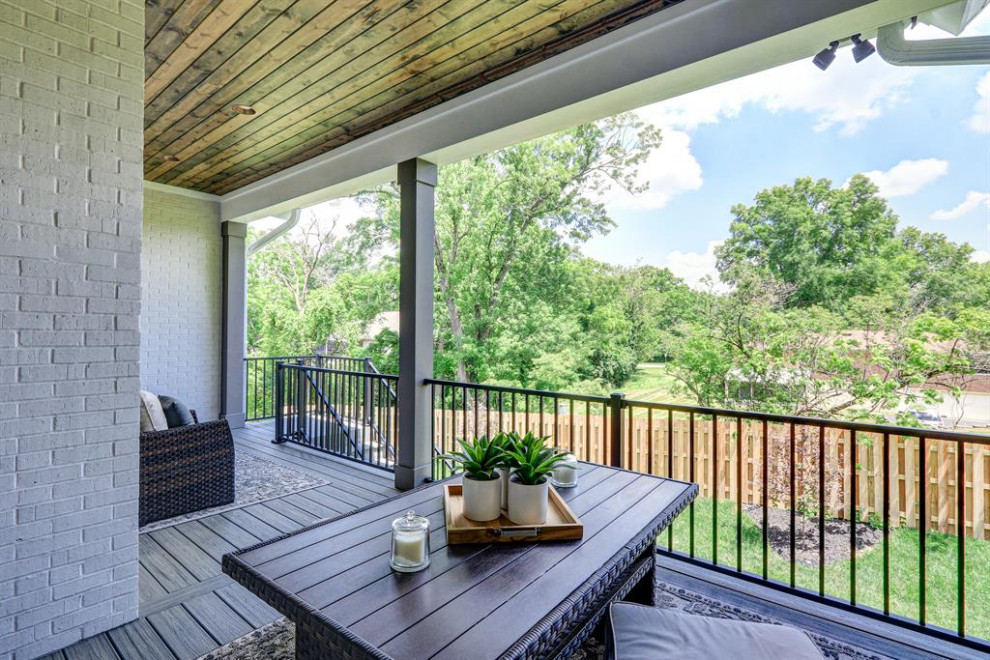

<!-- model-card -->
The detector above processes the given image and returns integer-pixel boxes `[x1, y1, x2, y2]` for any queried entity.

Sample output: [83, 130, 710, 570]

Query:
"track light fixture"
[850, 34, 876, 62]
[812, 34, 877, 70]
[812, 41, 839, 70]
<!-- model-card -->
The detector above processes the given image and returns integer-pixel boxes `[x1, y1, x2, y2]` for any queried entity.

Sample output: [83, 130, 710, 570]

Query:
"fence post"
[273, 361, 284, 444]
[296, 358, 307, 441]
[610, 393, 625, 469]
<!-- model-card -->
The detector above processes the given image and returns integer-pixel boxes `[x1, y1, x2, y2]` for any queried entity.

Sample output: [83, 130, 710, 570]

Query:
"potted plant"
[504, 432, 575, 525]
[439, 436, 505, 522]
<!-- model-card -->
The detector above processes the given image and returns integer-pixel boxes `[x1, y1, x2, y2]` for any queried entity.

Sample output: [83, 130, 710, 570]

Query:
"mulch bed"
[745, 505, 882, 566]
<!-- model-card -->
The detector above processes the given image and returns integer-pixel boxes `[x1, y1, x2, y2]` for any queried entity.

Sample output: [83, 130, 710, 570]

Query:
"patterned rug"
[140, 452, 329, 533]
[198, 581, 890, 660]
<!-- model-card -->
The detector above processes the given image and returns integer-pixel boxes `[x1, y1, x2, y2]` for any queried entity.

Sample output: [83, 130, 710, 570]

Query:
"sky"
[281, 14, 990, 290]
[591, 15, 990, 288]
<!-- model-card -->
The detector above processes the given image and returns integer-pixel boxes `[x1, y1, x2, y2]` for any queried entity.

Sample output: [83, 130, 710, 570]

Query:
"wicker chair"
[139, 410, 235, 526]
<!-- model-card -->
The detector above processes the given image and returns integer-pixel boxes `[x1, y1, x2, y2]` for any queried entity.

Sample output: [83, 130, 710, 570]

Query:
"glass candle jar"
[390, 510, 430, 573]
[551, 453, 579, 488]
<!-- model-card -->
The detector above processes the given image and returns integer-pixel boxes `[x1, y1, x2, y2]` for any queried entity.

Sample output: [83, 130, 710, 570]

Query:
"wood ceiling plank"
[159, 0, 527, 187]
[201, 0, 625, 193]
[146, 0, 189, 46]
[202, 0, 605, 191]
[145, 0, 336, 128]
[145, 0, 225, 79]
[142, 0, 678, 192]
[145, 0, 262, 103]
[143, 0, 409, 177]
[151, 0, 476, 184]
[210, 0, 661, 193]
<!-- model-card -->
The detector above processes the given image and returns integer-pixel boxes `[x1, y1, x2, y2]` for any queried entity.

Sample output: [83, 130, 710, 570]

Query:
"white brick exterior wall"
[0, 2, 144, 658]
[141, 188, 222, 420]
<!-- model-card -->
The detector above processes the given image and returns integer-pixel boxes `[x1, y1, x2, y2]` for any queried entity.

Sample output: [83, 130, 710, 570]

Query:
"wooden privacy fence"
[432, 407, 990, 540]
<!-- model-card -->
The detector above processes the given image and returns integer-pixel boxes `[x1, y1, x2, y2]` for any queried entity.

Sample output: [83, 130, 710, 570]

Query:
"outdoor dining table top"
[223, 463, 697, 660]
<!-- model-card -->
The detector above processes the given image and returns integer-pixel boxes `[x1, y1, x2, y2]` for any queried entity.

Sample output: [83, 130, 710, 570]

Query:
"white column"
[221, 221, 248, 427]
[395, 158, 437, 490]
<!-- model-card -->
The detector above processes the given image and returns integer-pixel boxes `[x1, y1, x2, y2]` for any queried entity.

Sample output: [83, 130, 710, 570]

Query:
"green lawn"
[660, 497, 990, 641]
[624, 364, 693, 405]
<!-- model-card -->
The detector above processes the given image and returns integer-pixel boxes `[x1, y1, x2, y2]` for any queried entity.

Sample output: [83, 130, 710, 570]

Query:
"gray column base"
[394, 463, 432, 491]
[223, 412, 246, 429]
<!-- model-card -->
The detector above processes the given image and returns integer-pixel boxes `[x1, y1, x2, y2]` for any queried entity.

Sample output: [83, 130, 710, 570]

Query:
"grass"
[624, 364, 693, 405]
[660, 497, 990, 642]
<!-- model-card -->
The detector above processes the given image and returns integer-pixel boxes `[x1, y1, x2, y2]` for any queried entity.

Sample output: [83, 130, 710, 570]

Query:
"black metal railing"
[246, 355, 387, 421]
[274, 361, 398, 471]
[246, 355, 314, 421]
[426, 379, 989, 651]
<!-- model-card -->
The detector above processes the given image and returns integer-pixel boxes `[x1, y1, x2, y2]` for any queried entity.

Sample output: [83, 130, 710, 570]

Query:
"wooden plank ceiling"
[144, 0, 682, 195]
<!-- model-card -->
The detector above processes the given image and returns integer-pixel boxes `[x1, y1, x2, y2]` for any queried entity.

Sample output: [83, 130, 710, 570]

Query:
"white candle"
[552, 454, 579, 487]
[390, 510, 430, 573]
[393, 533, 425, 564]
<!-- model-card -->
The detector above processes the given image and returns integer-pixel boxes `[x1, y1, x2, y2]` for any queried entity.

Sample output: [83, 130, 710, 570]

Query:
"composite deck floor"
[45, 422, 983, 659]
[46, 421, 399, 660]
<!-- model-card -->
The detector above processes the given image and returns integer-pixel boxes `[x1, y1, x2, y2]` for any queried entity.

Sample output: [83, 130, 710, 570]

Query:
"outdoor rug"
[197, 581, 889, 660]
[140, 452, 329, 533]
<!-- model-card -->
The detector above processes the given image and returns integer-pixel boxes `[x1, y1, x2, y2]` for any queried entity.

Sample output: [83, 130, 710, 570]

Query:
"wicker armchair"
[139, 410, 235, 526]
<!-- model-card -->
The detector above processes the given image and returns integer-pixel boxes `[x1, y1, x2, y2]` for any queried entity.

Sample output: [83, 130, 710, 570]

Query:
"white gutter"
[247, 208, 301, 255]
[877, 18, 990, 65]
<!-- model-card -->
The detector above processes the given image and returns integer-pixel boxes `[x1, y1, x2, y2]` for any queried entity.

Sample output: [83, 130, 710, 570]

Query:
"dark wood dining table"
[223, 463, 697, 659]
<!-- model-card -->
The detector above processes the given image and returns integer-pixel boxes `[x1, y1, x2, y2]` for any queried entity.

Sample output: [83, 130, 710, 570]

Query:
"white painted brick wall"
[140, 189, 222, 419]
[0, 1, 144, 658]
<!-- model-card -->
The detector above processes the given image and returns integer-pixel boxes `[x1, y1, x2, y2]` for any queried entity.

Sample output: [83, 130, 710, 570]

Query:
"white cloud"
[636, 52, 917, 137]
[608, 129, 703, 210]
[665, 240, 726, 291]
[859, 158, 949, 198]
[931, 191, 990, 220]
[972, 250, 990, 263]
[966, 72, 990, 133]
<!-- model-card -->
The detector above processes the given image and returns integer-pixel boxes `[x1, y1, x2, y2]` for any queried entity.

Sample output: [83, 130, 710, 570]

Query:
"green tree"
[715, 175, 898, 308]
[716, 175, 978, 314]
[357, 114, 662, 385]
[247, 213, 394, 356]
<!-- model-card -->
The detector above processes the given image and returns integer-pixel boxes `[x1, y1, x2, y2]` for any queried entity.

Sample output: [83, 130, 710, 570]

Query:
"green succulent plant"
[502, 432, 574, 485]
[491, 431, 523, 469]
[438, 436, 505, 481]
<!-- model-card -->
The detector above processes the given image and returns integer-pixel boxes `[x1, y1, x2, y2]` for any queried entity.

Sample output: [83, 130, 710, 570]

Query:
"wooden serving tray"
[443, 483, 584, 544]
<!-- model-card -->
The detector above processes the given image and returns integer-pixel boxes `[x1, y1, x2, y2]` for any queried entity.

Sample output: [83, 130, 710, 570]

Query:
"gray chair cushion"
[158, 395, 195, 428]
[607, 602, 823, 660]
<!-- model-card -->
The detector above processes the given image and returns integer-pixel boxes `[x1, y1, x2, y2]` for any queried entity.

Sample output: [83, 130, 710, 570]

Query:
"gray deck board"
[54, 421, 396, 660]
[214, 583, 281, 629]
[198, 512, 264, 549]
[106, 618, 176, 660]
[61, 634, 120, 660]
[148, 526, 220, 582]
[139, 535, 198, 593]
[182, 591, 254, 646]
[146, 605, 216, 660]
[219, 508, 282, 541]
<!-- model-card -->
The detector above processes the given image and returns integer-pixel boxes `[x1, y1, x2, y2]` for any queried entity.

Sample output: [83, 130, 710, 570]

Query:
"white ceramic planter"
[496, 467, 512, 510]
[507, 477, 549, 525]
[462, 474, 502, 522]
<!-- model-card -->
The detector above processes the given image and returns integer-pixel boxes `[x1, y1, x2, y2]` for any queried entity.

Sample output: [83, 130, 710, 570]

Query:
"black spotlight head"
[851, 34, 876, 63]
[813, 41, 839, 71]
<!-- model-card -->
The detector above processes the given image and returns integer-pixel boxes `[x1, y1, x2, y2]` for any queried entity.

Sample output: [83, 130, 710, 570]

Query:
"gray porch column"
[221, 221, 249, 428]
[395, 158, 437, 490]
